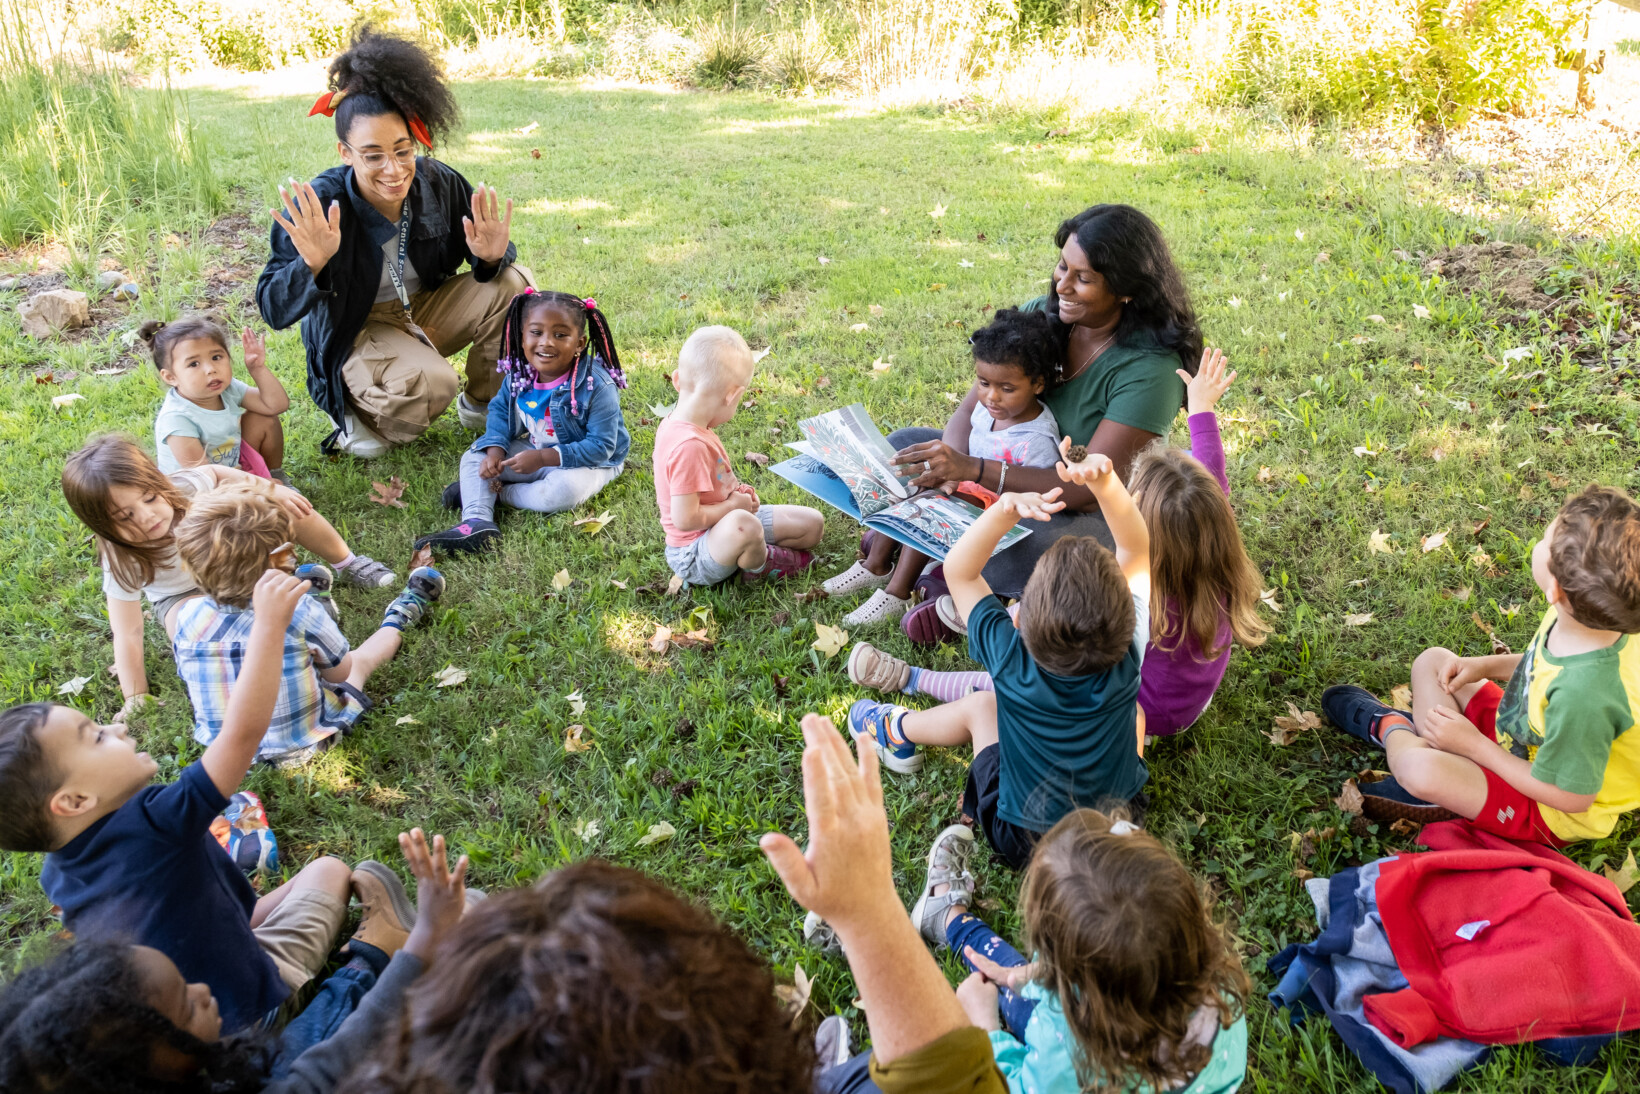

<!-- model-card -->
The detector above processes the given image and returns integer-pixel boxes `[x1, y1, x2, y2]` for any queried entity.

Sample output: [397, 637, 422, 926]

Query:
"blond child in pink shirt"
[653, 326, 823, 587]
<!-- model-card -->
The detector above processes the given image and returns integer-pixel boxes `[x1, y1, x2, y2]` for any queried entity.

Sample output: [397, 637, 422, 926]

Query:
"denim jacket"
[473, 356, 630, 469]
[255, 158, 518, 425]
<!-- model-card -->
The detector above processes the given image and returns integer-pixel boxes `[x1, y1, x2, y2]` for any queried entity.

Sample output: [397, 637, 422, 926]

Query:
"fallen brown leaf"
[1267, 702, 1322, 746]
[1389, 684, 1413, 709]
[1257, 466, 1274, 483]
[409, 543, 434, 572]
[370, 476, 407, 508]
[649, 625, 672, 653]
[1335, 779, 1365, 816]
[564, 724, 592, 753]
[1390, 818, 1421, 837]
[1603, 851, 1639, 895]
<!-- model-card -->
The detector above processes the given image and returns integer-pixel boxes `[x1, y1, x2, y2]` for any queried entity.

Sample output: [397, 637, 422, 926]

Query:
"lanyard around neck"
[384, 197, 412, 314]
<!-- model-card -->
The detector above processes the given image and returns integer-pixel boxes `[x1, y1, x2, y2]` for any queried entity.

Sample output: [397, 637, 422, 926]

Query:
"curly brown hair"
[1020, 810, 1249, 1091]
[341, 861, 814, 1094]
[1548, 484, 1640, 632]
[173, 482, 292, 609]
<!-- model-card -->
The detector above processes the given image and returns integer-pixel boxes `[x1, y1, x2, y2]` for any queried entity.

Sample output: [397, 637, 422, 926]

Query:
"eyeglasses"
[344, 143, 416, 171]
[269, 541, 297, 574]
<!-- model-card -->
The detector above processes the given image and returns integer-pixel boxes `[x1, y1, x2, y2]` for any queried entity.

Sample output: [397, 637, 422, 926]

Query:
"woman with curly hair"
[256, 28, 533, 458]
[886, 204, 1204, 637]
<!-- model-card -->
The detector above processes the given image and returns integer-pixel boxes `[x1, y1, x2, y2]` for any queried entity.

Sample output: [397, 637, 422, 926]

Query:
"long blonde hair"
[61, 435, 190, 593]
[1129, 443, 1268, 658]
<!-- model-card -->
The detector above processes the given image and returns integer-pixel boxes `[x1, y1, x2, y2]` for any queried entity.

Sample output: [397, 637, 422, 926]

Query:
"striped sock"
[909, 669, 996, 703]
[1375, 712, 1414, 744]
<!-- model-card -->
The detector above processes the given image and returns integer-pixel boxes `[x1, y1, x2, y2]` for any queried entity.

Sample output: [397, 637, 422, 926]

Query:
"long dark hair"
[0, 940, 271, 1093]
[342, 860, 814, 1094]
[327, 27, 460, 147]
[497, 290, 627, 415]
[1050, 204, 1203, 375]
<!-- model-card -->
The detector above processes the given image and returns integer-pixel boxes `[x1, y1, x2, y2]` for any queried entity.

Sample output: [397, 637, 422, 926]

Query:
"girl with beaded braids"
[256, 27, 534, 459]
[415, 290, 631, 555]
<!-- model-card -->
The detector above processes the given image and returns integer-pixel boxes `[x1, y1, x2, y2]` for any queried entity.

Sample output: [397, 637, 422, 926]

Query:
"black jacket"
[256, 157, 517, 424]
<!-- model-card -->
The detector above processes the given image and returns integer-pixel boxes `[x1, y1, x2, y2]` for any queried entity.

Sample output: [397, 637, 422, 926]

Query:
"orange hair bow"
[308, 89, 434, 150]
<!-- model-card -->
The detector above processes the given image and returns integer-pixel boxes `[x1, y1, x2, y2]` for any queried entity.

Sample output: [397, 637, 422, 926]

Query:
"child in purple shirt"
[848, 349, 1270, 738]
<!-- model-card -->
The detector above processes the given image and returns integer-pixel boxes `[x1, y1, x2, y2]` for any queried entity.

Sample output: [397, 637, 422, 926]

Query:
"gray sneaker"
[382, 567, 445, 631]
[294, 563, 339, 623]
[338, 554, 397, 589]
[803, 910, 844, 956]
[909, 824, 976, 948]
[814, 1014, 851, 1070]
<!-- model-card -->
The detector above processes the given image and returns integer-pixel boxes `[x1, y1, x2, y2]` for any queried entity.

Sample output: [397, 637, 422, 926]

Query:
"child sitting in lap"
[654, 326, 822, 587]
[143, 317, 292, 484]
[172, 483, 444, 767]
[62, 435, 397, 726]
[848, 350, 1268, 739]
[817, 811, 1248, 1094]
[1325, 484, 1640, 845]
[848, 450, 1150, 870]
[416, 291, 630, 555]
[823, 307, 1062, 627]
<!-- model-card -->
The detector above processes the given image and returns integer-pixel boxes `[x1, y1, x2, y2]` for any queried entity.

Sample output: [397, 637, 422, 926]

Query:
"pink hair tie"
[582, 297, 597, 309]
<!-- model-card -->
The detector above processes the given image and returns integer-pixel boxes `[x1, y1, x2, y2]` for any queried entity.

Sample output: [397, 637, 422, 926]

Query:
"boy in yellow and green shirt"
[1324, 485, 1640, 845]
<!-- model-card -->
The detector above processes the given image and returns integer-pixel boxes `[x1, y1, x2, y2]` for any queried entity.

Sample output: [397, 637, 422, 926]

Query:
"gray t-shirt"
[375, 237, 424, 304]
[968, 402, 1062, 469]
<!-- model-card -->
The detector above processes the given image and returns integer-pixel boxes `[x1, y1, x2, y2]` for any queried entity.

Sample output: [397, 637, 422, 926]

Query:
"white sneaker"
[935, 594, 968, 636]
[457, 393, 489, 430]
[823, 560, 891, 597]
[843, 588, 911, 627]
[327, 412, 390, 459]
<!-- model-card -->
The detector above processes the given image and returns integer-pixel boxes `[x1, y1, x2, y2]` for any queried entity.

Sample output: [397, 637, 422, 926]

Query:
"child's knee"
[1389, 746, 1444, 800]
[302, 855, 354, 897]
[721, 509, 763, 543]
[1412, 646, 1457, 677]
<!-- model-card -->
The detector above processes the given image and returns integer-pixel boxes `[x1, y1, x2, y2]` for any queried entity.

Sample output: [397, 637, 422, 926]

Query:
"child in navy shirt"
[0, 569, 412, 1031]
[849, 447, 1151, 869]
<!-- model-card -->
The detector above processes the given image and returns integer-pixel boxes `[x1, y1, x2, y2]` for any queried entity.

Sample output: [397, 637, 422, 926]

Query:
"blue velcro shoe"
[848, 698, 920, 774]
[1322, 685, 1410, 749]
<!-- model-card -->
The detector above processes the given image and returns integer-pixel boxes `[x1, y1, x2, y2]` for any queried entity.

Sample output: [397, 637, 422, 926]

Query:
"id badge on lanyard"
[385, 197, 414, 319]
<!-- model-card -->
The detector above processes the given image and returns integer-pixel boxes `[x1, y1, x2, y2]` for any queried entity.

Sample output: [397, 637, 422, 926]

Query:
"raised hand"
[271, 179, 342, 276]
[250, 568, 311, 630]
[963, 946, 1039, 991]
[1056, 438, 1115, 487]
[463, 183, 514, 265]
[399, 827, 469, 961]
[241, 327, 267, 372]
[271, 484, 314, 521]
[759, 714, 899, 931]
[996, 489, 1065, 522]
[1177, 347, 1236, 416]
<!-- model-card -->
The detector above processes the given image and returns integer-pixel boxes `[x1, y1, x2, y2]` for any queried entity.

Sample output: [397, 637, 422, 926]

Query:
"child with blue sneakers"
[415, 291, 630, 555]
[172, 482, 445, 767]
[848, 445, 1151, 869]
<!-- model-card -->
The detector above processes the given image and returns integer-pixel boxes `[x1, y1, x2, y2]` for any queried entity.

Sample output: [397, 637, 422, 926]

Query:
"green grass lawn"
[3, 80, 1639, 1090]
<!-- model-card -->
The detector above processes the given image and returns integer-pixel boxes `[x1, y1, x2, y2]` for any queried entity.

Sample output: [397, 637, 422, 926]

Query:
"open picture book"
[768, 403, 1032, 560]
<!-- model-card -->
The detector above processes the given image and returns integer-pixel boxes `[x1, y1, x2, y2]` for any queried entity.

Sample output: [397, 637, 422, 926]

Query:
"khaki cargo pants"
[342, 264, 534, 444]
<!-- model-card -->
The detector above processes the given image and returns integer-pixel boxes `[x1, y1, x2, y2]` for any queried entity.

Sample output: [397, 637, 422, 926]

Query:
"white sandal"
[823, 560, 891, 597]
[843, 588, 911, 627]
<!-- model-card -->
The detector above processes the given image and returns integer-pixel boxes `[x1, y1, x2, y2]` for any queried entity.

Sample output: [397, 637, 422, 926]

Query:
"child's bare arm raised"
[1057, 445, 1150, 593]
[235, 328, 291, 416]
[945, 490, 1066, 623]
[200, 569, 309, 797]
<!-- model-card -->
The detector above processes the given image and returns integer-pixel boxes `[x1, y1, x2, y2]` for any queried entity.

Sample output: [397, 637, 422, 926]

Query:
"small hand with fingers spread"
[399, 827, 470, 961]
[1179, 347, 1236, 416]
[463, 184, 514, 265]
[996, 489, 1065, 522]
[500, 447, 556, 476]
[963, 947, 1040, 991]
[271, 179, 342, 276]
[241, 327, 267, 372]
[1056, 439, 1115, 488]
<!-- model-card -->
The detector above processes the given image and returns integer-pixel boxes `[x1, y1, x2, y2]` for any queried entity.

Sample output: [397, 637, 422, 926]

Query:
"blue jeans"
[267, 947, 386, 1078]
[815, 915, 1036, 1094]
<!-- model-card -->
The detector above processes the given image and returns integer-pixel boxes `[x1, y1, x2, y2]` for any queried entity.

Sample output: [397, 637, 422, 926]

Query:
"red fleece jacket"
[1362, 821, 1640, 1048]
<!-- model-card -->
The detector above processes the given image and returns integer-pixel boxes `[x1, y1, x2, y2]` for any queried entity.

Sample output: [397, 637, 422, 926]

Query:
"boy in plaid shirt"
[172, 483, 445, 766]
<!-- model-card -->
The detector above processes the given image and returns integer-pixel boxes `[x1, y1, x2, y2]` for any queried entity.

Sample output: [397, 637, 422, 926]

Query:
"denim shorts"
[664, 507, 777, 587]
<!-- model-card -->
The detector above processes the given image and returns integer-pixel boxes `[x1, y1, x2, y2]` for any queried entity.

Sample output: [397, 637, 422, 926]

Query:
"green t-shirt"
[1493, 606, 1640, 841]
[1019, 295, 1185, 443]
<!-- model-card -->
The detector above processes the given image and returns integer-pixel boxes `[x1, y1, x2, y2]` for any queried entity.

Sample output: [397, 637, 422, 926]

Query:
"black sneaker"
[441, 481, 461, 511]
[1359, 776, 1459, 824]
[413, 519, 499, 556]
[1322, 685, 1410, 748]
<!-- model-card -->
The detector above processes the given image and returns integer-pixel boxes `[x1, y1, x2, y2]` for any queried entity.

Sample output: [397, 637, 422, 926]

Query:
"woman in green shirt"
[888, 204, 1202, 615]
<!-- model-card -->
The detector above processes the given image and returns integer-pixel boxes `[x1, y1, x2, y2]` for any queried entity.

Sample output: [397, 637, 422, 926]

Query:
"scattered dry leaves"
[1390, 684, 1414, 710]
[637, 821, 677, 847]
[566, 690, 587, 717]
[1421, 530, 1449, 553]
[1368, 529, 1395, 555]
[1390, 818, 1422, 837]
[552, 569, 574, 591]
[1259, 588, 1283, 613]
[51, 392, 85, 409]
[775, 964, 813, 1025]
[1267, 702, 1322, 746]
[432, 665, 467, 688]
[57, 675, 91, 696]
[744, 451, 770, 467]
[572, 511, 614, 536]
[370, 477, 407, 508]
[649, 625, 673, 653]
[812, 622, 849, 658]
[1335, 779, 1365, 816]
[1344, 612, 1375, 627]
[1257, 466, 1274, 482]
[1603, 851, 1639, 894]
